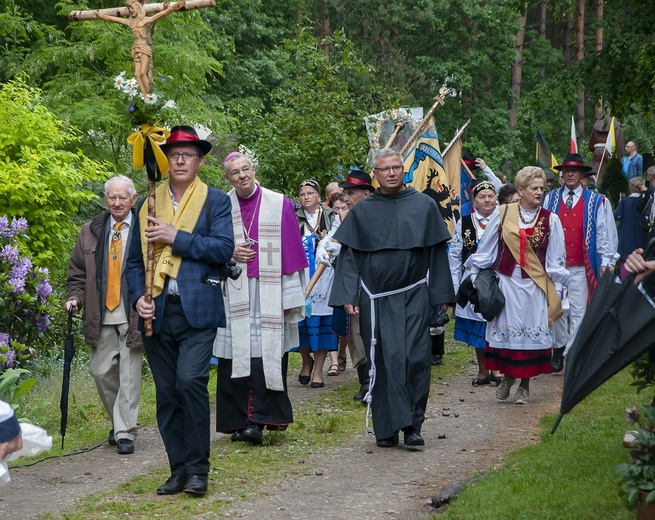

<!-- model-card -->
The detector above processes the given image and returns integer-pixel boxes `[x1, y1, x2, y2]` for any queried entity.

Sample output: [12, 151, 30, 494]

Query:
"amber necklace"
[518, 205, 540, 226]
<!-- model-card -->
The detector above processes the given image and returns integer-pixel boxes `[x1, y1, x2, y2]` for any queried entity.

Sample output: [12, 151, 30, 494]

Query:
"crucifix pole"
[68, 0, 216, 335]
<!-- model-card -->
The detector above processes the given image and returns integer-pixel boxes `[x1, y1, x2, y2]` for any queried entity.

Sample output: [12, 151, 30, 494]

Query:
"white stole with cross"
[218, 186, 303, 391]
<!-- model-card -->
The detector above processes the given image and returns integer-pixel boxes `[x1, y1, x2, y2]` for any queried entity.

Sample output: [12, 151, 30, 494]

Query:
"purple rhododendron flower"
[0, 333, 9, 346]
[3, 348, 16, 367]
[11, 217, 28, 233]
[0, 244, 19, 264]
[36, 279, 52, 303]
[35, 312, 51, 332]
[8, 257, 32, 293]
[0, 216, 10, 239]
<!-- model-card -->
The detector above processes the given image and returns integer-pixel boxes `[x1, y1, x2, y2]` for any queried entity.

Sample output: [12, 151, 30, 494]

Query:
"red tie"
[106, 222, 122, 311]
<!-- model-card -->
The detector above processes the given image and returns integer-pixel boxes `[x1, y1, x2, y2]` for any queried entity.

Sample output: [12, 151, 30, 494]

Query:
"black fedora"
[553, 153, 592, 172]
[161, 125, 212, 155]
[339, 167, 375, 192]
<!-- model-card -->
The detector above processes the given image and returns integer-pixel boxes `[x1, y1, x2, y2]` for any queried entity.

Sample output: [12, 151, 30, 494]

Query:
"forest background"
[0, 0, 655, 383]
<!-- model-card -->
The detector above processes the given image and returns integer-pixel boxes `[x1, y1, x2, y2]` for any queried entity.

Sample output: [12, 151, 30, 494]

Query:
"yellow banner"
[403, 118, 457, 234]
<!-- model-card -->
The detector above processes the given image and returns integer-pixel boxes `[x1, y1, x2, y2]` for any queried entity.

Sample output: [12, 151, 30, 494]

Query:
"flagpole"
[597, 146, 608, 183]
[442, 119, 471, 158]
[383, 119, 407, 149]
[400, 86, 451, 157]
[597, 116, 615, 183]
[460, 159, 477, 180]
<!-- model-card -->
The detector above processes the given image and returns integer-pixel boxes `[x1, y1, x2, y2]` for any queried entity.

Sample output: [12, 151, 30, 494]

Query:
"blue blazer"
[125, 187, 234, 333]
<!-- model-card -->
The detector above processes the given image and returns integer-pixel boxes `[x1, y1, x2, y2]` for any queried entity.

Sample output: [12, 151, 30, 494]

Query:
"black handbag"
[455, 205, 507, 321]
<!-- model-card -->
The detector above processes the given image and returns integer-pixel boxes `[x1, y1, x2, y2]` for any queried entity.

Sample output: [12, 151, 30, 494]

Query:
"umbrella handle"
[68, 306, 74, 335]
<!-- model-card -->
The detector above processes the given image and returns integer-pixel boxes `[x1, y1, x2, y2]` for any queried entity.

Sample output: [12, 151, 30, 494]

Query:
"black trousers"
[215, 355, 293, 433]
[144, 301, 216, 476]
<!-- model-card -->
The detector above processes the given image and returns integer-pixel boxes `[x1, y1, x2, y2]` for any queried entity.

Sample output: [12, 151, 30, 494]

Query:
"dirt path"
[0, 364, 563, 520]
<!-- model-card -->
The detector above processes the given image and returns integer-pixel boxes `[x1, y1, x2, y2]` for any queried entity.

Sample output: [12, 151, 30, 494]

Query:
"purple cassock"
[235, 184, 308, 278]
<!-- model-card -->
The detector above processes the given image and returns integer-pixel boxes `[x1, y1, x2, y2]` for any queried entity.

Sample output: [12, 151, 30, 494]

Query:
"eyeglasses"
[374, 165, 404, 174]
[167, 152, 199, 162]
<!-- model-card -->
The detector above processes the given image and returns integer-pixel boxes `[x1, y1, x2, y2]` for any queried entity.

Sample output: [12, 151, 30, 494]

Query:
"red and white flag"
[570, 115, 578, 153]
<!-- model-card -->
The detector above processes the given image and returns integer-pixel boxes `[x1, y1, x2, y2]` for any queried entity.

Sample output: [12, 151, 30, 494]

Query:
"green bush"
[0, 79, 110, 271]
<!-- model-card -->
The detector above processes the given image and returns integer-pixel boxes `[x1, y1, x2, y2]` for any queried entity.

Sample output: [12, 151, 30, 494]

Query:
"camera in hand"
[219, 259, 242, 281]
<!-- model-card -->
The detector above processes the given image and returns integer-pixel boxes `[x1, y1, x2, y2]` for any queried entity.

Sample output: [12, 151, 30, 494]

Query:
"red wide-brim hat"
[161, 125, 212, 155]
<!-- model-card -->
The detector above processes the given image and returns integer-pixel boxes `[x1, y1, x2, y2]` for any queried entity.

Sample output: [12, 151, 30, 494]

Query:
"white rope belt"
[360, 274, 428, 434]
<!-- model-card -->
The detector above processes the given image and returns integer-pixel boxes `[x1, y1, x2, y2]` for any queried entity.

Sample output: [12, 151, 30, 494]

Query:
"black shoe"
[353, 383, 369, 401]
[157, 474, 186, 495]
[299, 358, 314, 385]
[376, 432, 399, 448]
[310, 381, 325, 388]
[404, 431, 425, 447]
[108, 429, 116, 446]
[240, 423, 263, 445]
[431, 354, 443, 366]
[230, 430, 243, 442]
[472, 375, 492, 386]
[116, 438, 135, 454]
[552, 346, 565, 373]
[183, 474, 208, 496]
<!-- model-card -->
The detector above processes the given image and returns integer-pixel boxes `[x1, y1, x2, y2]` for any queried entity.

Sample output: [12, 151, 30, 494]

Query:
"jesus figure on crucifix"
[96, 0, 186, 95]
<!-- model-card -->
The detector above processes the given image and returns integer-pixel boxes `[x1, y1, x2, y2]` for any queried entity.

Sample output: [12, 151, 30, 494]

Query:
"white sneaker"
[514, 387, 529, 404]
[496, 378, 516, 400]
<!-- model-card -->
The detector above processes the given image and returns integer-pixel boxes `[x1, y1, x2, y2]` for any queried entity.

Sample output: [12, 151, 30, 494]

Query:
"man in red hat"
[543, 152, 618, 372]
[126, 125, 234, 497]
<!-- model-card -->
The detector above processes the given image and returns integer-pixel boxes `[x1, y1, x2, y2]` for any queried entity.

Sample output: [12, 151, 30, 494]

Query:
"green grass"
[11, 334, 646, 519]
[435, 369, 643, 520]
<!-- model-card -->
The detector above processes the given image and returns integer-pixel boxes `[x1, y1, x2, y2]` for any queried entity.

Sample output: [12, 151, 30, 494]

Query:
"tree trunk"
[594, 0, 604, 119]
[319, 0, 330, 55]
[563, 13, 574, 64]
[575, 0, 585, 151]
[539, 1, 547, 38]
[506, 11, 527, 173]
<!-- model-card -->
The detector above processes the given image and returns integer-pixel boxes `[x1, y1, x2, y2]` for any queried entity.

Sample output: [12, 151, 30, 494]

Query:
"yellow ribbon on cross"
[127, 124, 171, 175]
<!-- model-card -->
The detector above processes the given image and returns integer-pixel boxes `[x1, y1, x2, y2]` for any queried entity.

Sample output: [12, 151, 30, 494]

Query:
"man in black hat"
[126, 125, 234, 496]
[543, 152, 618, 372]
[316, 167, 374, 401]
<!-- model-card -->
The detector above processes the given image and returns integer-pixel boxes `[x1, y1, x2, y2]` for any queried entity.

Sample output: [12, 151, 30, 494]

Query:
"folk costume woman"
[449, 180, 502, 386]
[465, 167, 570, 404]
[294, 180, 339, 387]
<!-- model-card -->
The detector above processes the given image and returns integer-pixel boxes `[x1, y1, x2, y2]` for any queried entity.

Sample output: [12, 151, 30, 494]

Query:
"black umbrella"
[552, 242, 655, 433]
[60, 307, 76, 449]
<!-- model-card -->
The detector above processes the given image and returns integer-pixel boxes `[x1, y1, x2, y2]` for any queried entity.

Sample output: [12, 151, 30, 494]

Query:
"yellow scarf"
[139, 177, 208, 298]
[501, 203, 562, 326]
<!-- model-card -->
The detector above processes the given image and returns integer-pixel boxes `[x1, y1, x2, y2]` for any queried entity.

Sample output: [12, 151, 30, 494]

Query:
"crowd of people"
[61, 122, 652, 497]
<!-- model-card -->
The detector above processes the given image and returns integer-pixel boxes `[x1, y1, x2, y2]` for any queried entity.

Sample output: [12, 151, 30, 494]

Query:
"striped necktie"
[106, 222, 123, 311]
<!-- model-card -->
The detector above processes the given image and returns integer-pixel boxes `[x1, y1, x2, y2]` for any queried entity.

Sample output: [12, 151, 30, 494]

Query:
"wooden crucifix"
[68, 0, 216, 335]
[68, 0, 216, 95]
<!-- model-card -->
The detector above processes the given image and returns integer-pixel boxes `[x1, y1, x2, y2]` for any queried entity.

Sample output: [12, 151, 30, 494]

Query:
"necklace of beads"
[518, 205, 540, 226]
